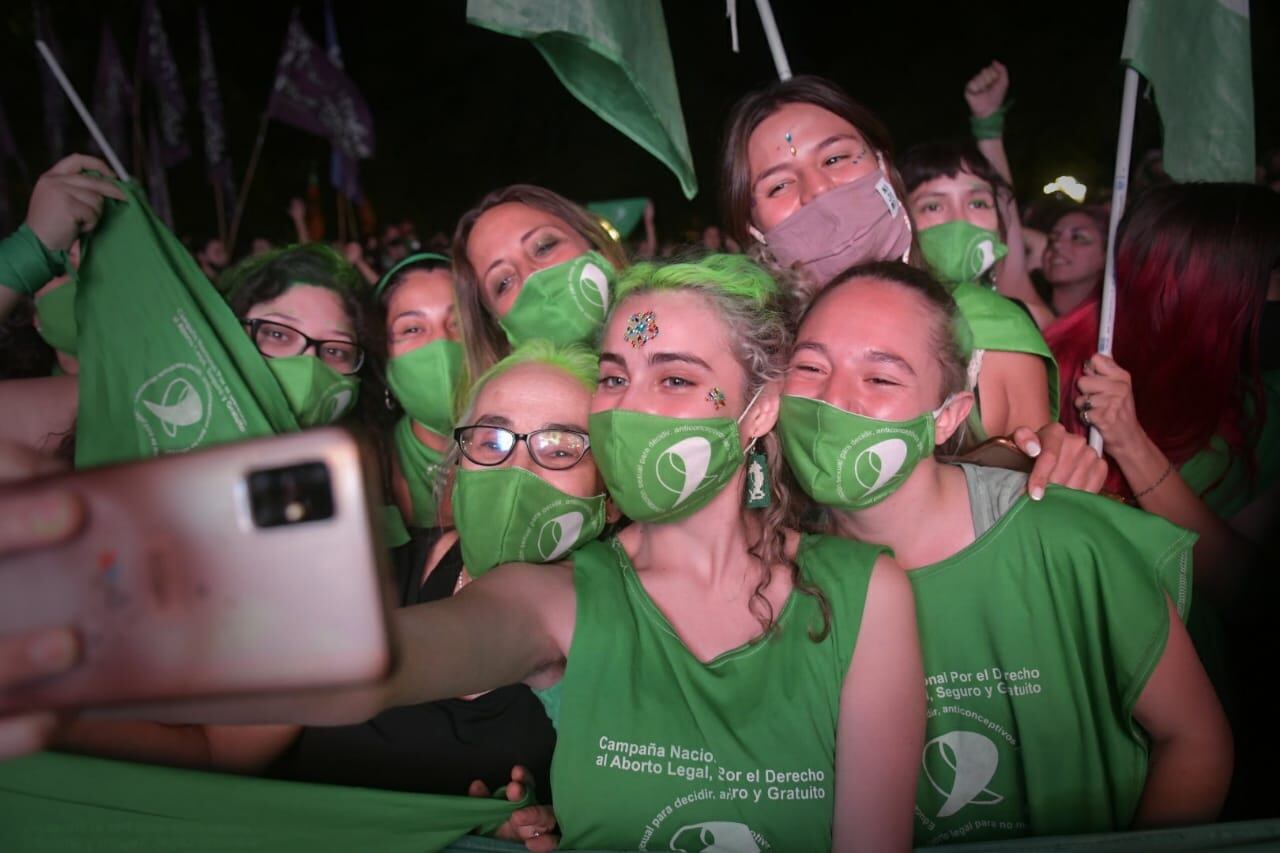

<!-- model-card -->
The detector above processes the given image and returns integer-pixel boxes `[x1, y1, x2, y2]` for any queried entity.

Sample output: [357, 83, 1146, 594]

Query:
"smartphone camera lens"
[248, 462, 335, 528]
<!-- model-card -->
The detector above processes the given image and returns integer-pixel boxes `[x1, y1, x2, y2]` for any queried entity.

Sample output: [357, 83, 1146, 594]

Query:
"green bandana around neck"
[452, 466, 605, 575]
[778, 394, 943, 509]
[498, 251, 614, 348]
[266, 356, 360, 427]
[386, 339, 462, 438]
[918, 220, 1009, 286]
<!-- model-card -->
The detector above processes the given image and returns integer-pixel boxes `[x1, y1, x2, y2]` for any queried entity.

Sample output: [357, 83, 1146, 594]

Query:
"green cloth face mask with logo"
[266, 356, 360, 428]
[498, 251, 614, 348]
[385, 339, 462, 437]
[917, 220, 1009, 286]
[778, 394, 950, 509]
[34, 277, 79, 355]
[589, 395, 759, 524]
[452, 467, 606, 576]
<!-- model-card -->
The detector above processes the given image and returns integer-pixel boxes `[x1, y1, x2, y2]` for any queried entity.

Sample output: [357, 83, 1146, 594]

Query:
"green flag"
[467, 0, 697, 199]
[0, 752, 526, 853]
[1121, 0, 1255, 182]
[587, 197, 648, 239]
[74, 183, 298, 469]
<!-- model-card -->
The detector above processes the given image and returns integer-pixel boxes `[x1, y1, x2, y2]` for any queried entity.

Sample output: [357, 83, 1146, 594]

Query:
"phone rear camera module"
[248, 461, 335, 528]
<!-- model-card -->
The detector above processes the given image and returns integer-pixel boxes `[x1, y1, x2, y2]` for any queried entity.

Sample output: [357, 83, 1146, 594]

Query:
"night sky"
[1, 1, 1277, 247]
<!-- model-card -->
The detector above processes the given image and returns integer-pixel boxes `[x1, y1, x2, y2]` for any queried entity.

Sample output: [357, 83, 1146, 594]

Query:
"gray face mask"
[756, 166, 913, 289]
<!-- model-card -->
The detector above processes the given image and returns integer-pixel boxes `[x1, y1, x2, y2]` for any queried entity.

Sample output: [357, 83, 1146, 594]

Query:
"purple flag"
[137, 0, 190, 167]
[197, 7, 233, 191]
[266, 14, 375, 161]
[92, 25, 133, 167]
[323, 0, 362, 203]
[146, 120, 174, 228]
[34, 1, 68, 162]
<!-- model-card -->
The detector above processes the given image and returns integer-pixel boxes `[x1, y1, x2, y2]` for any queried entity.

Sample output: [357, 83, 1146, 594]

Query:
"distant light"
[1042, 176, 1087, 203]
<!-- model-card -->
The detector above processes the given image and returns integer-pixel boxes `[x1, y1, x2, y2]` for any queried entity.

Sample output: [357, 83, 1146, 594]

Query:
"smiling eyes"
[762, 145, 870, 198]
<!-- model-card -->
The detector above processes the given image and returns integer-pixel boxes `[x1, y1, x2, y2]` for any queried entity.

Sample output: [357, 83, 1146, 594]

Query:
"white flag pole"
[753, 0, 792, 81]
[1089, 64, 1140, 455]
[35, 40, 131, 181]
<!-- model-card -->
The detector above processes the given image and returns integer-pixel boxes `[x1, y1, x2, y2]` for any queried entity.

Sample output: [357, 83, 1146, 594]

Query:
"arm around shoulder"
[833, 555, 923, 851]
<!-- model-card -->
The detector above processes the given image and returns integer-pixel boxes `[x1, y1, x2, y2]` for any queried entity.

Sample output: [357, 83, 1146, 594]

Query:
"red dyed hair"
[1048, 183, 1280, 497]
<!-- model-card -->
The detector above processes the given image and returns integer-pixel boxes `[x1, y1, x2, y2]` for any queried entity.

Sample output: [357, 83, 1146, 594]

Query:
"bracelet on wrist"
[970, 102, 1011, 140]
[1133, 461, 1175, 500]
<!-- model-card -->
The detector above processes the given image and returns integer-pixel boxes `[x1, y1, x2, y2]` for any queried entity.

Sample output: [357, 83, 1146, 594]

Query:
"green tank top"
[951, 281, 1060, 443]
[394, 415, 445, 529]
[910, 465, 1195, 845]
[551, 534, 883, 852]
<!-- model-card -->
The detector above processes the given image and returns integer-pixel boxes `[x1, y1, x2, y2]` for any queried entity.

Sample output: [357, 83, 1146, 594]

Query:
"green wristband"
[970, 102, 1011, 140]
[0, 225, 67, 296]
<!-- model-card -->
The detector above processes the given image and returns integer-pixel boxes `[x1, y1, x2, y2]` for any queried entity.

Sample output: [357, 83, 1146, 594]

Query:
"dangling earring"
[744, 437, 771, 508]
[384, 388, 397, 411]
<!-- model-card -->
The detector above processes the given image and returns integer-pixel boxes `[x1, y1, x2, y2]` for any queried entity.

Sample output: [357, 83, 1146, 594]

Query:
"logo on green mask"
[536, 510, 587, 561]
[133, 363, 213, 454]
[571, 257, 611, 316]
[851, 437, 910, 496]
[655, 436, 713, 507]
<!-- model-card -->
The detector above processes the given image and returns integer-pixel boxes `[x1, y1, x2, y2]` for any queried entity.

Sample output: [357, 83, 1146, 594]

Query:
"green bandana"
[386, 339, 462, 438]
[498, 251, 614, 348]
[452, 467, 605, 575]
[778, 394, 941, 509]
[917, 220, 1009, 286]
[588, 408, 745, 523]
[267, 356, 360, 427]
[34, 277, 79, 355]
[394, 415, 446, 528]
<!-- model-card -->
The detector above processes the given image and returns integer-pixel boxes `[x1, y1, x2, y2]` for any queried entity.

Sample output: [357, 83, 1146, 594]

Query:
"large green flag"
[467, 0, 697, 199]
[74, 183, 299, 469]
[1121, 0, 1254, 182]
[0, 752, 526, 852]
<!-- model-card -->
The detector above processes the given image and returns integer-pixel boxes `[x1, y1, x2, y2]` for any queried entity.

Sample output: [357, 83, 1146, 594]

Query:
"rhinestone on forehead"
[623, 310, 659, 348]
[785, 130, 796, 157]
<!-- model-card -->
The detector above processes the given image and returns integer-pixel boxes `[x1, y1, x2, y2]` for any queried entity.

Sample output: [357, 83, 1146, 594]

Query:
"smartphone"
[942, 436, 1035, 473]
[0, 428, 396, 713]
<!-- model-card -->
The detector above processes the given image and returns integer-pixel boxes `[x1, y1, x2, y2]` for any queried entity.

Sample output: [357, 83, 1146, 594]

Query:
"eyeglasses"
[241, 318, 365, 374]
[453, 425, 591, 470]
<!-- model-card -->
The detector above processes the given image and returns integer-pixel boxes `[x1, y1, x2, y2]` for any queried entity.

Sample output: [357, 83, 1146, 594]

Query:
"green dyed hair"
[462, 339, 599, 417]
[223, 243, 363, 307]
[614, 252, 782, 313]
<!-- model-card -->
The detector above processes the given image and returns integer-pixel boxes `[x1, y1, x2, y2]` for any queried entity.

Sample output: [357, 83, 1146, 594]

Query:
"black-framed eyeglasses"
[240, 318, 365, 375]
[453, 425, 591, 470]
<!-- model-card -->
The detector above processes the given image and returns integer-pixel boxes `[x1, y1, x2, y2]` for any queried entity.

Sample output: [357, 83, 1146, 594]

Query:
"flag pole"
[1089, 65, 1140, 455]
[753, 0, 792, 81]
[227, 112, 270, 255]
[35, 40, 131, 180]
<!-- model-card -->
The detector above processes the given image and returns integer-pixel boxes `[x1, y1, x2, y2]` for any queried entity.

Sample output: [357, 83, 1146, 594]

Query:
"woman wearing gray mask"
[720, 77, 1052, 444]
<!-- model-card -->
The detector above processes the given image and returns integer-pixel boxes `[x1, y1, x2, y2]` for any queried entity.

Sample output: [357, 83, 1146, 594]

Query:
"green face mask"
[498, 251, 614, 348]
[35, 278, 79, 355]
[778, 394, 946, 510]
[917, 220, 1009, 286]
[452, 467, 606, 576]
[385, 339, 462, 437]
[589, 405, 752, 524]
[267, 356, 360, 428]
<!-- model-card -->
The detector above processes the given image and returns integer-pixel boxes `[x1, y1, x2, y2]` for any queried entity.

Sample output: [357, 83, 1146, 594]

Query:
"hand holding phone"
[0, 429, 395, 716]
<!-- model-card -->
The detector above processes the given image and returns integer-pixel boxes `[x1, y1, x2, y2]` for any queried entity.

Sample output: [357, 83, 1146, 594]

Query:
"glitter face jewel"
[623, 310, 659, 348]
[706, 388, 727, 410]
[785, 130, 796, 156]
